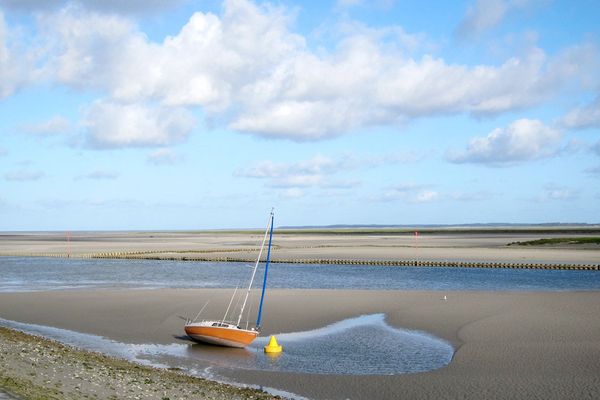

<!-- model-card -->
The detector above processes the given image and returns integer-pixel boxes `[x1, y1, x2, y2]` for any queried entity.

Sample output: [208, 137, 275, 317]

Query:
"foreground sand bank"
[1, 289, 599, 399]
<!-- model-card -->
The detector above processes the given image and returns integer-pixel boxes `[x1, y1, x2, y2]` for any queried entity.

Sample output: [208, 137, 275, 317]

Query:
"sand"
[1, 289, 599, 399]
[1, 231, 599, 264]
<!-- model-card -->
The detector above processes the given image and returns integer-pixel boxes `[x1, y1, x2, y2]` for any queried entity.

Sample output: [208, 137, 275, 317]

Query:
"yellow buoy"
[264, 335, 283, 353]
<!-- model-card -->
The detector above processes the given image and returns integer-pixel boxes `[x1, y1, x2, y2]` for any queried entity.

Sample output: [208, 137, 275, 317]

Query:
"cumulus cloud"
[147, 149, 184, 166]
[82, 101, 195, 149]
[237, 155, 358, 189]
[593, 141, 600, 156]
[0, 0, 182, 14]
[75, 170, 119, 180]
[374, 183, 439, 203]
[533, 184, 578, 202]
[456, 0, 540, 38]
[280, 188, 304, 199]
[447, 119, 562, 166]
[585, 165, 600, 177]
[237, 151, 413, 190]
[336, 0, 363, 7]
[560, 96, 600, 130]
[0, 11, 37, 98]
[2, 0, 597, 143]
[4, 169, 45, 181]
[231, 38, 585, 139]
[450, 191, 495, 201]
[19, 116, 71, 136]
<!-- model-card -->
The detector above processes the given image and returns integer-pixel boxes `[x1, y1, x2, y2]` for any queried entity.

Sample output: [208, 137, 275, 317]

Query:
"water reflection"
[184, 314, 454, 375]
[0, 314, 453, 376]
[2, 256, 599, 292]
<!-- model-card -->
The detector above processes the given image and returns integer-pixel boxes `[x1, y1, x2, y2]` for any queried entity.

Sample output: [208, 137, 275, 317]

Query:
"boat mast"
[255, 211, 274, 329]
[236, 209, 274, 327]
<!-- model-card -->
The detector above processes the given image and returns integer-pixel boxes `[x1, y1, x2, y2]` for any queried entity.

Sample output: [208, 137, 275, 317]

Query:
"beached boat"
[184, 210, 274, 348]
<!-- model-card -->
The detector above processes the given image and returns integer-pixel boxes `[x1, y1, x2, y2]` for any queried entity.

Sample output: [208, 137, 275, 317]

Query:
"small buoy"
[443, 295, 447, 301]
[264, 335, 283, 353]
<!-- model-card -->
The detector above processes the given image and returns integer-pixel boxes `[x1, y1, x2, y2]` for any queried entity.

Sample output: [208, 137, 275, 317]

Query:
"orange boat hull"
[185, 325, 259, 348]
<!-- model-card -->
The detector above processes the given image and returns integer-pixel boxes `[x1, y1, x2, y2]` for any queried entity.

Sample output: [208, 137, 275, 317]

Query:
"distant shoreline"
[2, 224, 600, 235]
[1, 230, 598, 270]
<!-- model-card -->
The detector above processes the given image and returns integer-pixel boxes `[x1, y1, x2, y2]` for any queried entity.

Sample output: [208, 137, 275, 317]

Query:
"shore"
[1, 289, 599, 399]
[0, 326, 279, 400]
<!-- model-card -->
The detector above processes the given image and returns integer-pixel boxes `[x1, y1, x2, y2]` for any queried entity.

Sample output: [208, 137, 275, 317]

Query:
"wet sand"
[1, 231, 599, 264]
[1, 289, 599, 399]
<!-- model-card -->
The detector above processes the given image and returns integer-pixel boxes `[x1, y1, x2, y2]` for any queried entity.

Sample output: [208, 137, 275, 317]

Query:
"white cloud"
[229, 35, 589, 139]
[561, 97, 600, 130]
[534, 184, 578, 202]
[457, 0, 510, 37]
[40, 1, 303, 109]
[374, 183, 439, 203]
[414, 190, 439, 203]
[238, 155, 341, 180]
[450, 191, 495, 201]
[593, 141, 600, 156]
[37, 197, 142, 209]
[82, 101, 195, 148]
[0, 0, 182, 14]
[336, 0, 363, 8]
[280, 188, 304, 199]
[147, 149, 184, 166]
[236, 154, 365, 191]
[4, 169, 45, 181]
[2, 0, 597, 142]
[0, 11, 37, 98]
[237, 152, 412, 190]
[75, 170, 119, 180]
[19, 116, 71, 136]
[40, 7, 152, 95]
[456, 0, 540, 38]
[448, 119, 562, 166]
[585, 165, 600, 177]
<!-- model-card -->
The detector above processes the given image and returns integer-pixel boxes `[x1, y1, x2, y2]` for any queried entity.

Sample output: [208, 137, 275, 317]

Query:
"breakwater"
[1, 251, 597, 271]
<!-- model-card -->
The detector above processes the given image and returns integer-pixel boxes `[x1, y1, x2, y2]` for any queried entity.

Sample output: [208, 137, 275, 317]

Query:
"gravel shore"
[0, 327, 280, 400]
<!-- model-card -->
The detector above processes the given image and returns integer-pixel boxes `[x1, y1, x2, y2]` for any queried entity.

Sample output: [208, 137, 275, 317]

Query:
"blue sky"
[0, 0, 599, 230]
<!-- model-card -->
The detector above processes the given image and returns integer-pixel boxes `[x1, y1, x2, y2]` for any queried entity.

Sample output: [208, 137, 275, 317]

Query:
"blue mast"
[255, 210, 274, 328]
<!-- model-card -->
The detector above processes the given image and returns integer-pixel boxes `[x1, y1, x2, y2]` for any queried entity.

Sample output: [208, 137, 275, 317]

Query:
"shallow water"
[0, 391, 19, 400]
[1, 256, 599, 292]
[200, 314, 453, 375]
[0, 314, 453, 376]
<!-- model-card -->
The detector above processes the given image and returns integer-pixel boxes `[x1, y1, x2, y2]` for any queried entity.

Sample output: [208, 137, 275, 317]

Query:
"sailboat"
[184, 209, 275, 348]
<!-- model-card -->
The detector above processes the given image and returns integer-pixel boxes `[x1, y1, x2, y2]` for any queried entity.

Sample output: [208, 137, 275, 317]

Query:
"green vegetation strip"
[0, 326, 281, 400]
[508, 237, 600, 246]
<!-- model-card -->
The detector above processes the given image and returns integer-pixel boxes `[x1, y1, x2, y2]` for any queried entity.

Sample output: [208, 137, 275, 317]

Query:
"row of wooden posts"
[1, 251, 598, 271]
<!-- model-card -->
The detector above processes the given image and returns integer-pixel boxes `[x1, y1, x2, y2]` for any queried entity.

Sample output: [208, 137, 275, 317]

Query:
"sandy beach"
[1, 230, 599, 264]
[1, 288, 599, 399]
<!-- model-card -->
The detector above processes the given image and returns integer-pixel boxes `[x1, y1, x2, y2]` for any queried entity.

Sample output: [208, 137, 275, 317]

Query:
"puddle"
[182, 314, 453, 375]
[0, 314, 453, 376]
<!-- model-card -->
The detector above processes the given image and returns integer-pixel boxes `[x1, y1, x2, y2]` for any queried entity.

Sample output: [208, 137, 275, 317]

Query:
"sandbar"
[1, 231, 599, 264]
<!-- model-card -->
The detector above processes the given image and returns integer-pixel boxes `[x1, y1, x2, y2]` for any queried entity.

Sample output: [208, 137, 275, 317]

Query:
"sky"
[0, 0, 599, 230]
